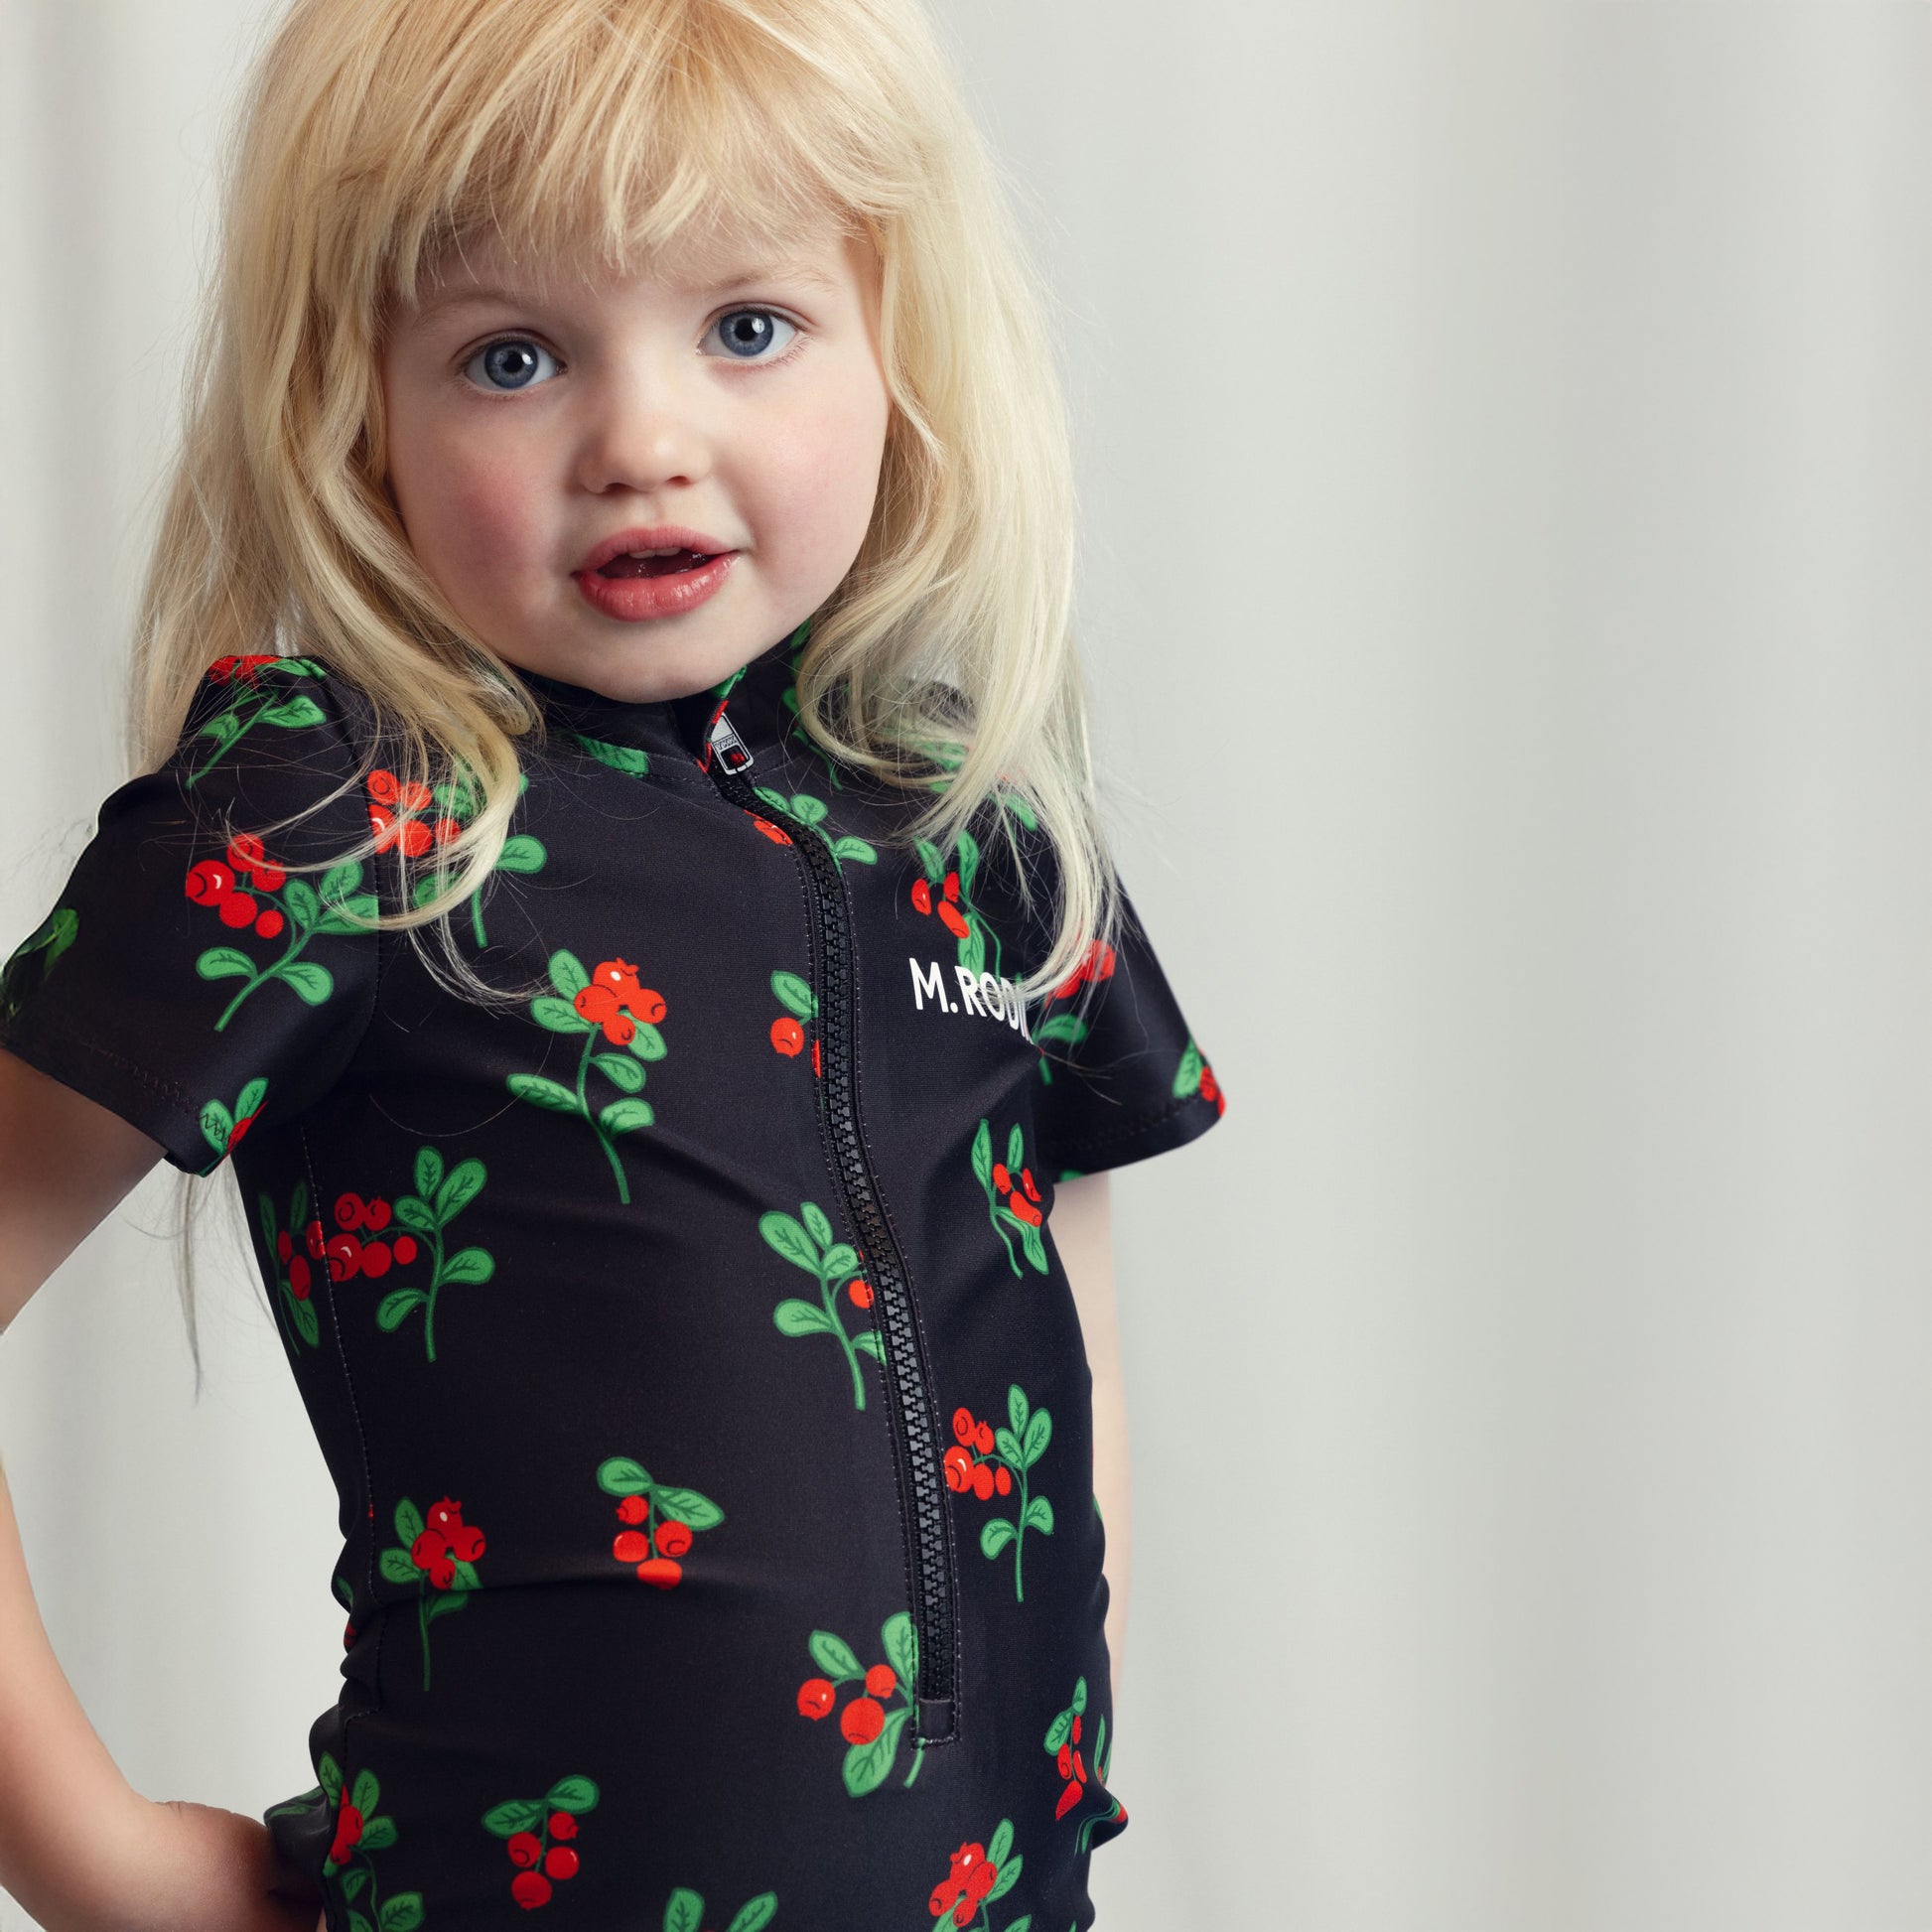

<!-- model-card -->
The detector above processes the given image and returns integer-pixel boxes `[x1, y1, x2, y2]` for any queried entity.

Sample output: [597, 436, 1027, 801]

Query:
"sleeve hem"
[0, 1022, 215, 1174]
[1047, 1087, 1226, 1179]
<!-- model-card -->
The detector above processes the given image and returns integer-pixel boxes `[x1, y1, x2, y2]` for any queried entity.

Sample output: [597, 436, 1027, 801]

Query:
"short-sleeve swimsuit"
[0, 620, 1227, 1931]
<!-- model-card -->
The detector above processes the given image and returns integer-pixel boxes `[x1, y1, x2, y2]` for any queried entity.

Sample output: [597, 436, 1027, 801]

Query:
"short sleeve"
[1028, 871, 1228, 1179]
[0, 655, 385, 1176]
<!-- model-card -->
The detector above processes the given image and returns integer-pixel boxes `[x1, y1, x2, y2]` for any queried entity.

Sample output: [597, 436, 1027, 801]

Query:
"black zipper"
[698, 702, 960, 1745]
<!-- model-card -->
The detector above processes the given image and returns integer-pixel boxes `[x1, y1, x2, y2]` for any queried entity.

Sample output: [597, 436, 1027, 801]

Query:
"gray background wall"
[2, 3, 1926, 1927]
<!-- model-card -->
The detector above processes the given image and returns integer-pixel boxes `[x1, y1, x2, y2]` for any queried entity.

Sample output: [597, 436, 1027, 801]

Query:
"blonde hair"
[136, 0, 1126, 1379]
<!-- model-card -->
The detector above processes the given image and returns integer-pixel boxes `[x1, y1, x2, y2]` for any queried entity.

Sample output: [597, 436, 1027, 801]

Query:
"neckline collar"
[513, 619, 813, 767]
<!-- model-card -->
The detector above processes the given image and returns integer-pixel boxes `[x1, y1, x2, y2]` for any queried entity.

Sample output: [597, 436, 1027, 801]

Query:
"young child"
[0, 2, 1226, 1927]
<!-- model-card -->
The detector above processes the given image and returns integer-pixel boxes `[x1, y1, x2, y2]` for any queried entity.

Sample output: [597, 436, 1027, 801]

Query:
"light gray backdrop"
[1, 3, 1926, 1928]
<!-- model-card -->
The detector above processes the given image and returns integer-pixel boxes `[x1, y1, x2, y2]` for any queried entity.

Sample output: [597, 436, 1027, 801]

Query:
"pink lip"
[574, 550, 737, 623]
[575, 524, 736, 574]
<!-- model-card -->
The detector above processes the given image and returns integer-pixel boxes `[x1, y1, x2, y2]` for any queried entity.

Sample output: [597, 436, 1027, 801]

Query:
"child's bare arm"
[0, 1046, 325, 1932]
[1052, 1173, 1132, 1700]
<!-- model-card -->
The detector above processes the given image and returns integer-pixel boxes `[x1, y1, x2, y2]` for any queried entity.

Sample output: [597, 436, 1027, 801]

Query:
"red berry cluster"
[365, 767, 463, 860]
[611, 1491, 697, 1589]
[991, 1158, 1043, 1229]
[749, 813, 793, 846]
[207, 653, 282, 684]
[410, 1495, 485, 1588]
[1051, 936, 1116, 1002]
[943, 1406, 1014, 1500]
[795, 1658, 899, 1744]
[573, 956, 666, 1045]
[285, 1190, 420, 1291]
[768, 1014, 822, 1078]
[184, 833, 289, 938]
[1053, 1711, 1091, 1820]
[909, 869, 971, 941]
[927, 1841, 1000, 1927]
[504, 1809, 581, 1910]
[1199, 1059, 1225, 1116]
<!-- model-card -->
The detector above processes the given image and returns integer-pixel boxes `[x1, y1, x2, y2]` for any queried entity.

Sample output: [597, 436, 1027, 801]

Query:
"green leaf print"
[665, 1886, 777, 1932]
[0, 904, 77, 1024]
[752, 782, 877, 870]
[255, 1173, 320, 1354]
[759, 1202, 877, 1410]
[482, 1773, 601, 1911]
[182, 655, 330, 789]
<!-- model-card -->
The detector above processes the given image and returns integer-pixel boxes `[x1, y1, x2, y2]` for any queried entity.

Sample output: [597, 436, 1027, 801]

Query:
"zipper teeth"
[708, 757, 958, 1726]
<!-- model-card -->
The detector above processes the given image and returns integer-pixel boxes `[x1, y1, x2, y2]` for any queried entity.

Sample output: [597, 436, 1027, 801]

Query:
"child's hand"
[109, 1796, 327, 1932]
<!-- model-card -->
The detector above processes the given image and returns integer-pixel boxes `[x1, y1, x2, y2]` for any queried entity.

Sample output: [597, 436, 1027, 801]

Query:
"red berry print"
[597, 1452, 723, 1588]
[840, 1696, 886, 1745]
[1044, 1679, 1125, 1848]
[483, 1773, 600, 1912]
[271, 1750, 424, 1932]
[759, 1199, 879, 1412]
[383, 1493, 486, 1691]
[769, 1015, 804, 1056]
[797, 1677, 836, 1721]
[973, 1119, 1051, 1275]
[750, 814, 793, 845]
[926, 1818, 1022, 1928]
[1174, 1033, 1228, 1117]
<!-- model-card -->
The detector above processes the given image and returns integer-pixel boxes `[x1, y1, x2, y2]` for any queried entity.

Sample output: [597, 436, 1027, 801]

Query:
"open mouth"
[596, 549, 721, 579]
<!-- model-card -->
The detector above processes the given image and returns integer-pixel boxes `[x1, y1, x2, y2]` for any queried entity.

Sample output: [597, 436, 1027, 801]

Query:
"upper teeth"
[626, 547, 683, 558]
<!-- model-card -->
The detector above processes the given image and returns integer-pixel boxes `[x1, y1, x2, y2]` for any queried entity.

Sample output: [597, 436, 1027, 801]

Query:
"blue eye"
[462, 337, 560, 392]
[705, 308, 799, 362]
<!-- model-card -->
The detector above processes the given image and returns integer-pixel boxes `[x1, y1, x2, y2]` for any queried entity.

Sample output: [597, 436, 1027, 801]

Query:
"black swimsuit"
[0, 622, 1226, 1931]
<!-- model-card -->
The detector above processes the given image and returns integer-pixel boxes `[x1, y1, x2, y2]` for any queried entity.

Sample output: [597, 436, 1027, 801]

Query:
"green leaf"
[349, 1768, 379, 1815]
[195, 947, 255, 982]
[599, 1096, 654, 1135]
[357, 1817, 398, 1851]
[852, 1329, 886, 1361]
[1008, 1383, 1031, 1440]
[593, 1051, 645, 1092]
[280, 960, 334, 1006]
[530, 994, 589, 1035]
[981, 1517, 1017, 1559]
[1034, 1013, 1087, 1045]
[507, 1073, 581, 1113]
[665, 1890, 705, 1932]
[1022, 1409, 1052, 1468]
[625, 1022, 668, 1061]
[652, 1485, 724, 1530]
[482, 1798, 545, 1837]
[393, 1498, 425, 1543]
[548, 950, 590, 1000]
[724, 1895, 777, 1932]
[311, 894, 377, 935]
[995, 1427, 1024, 1468]
[787, 793, 828, 826]
[987, 1857, 1022, 1902]
[1020, 1220, 1048, 1273]
[771, 971, 816, 1018]
[829, 836, 876, 865]
[959, 921, 986, 976]
[971, 1118, 993, 1189]
[772, 1299, 834, 1337]
[1044, 1710, 1074, 1751]
[882, 1610, 917, 1688]
[843, 1705, 910, 1796]
[1073, 1675, 1088, 1713]
[199, 1099, 234, 1155]
[494, 834, 546, 874]
[759, 1211, 819, 1274]
[440, 1246, 494, 1286]
[808, 1629, 863, 1680]
[1024, 1494, 1055, 1535]
[378, 1548, 419, 1586]
[1173, 1035, 1203, 1099]
[1007, 1123, 1025, 1174]
[291, 1293, 319, 1345]
[956, 828, 980, 900]
[914, 838, 945, 884]
[544, 1773, 600, 1812]
[821, 1242, 859, 1282]
[258, 696, 326, 730]
[391, 1195, 436, 1233]
[434, 1158, 487, 1222]
[987, 1817, 1015, 1867]
[413, 1146, 445, 1202]
[319, 861, 363, 908]
[375, 1289, 428, 1330]
[598, 1456, 652, 1496]
[283, 880, 320, 931]
[801, 1201, 835, 1250]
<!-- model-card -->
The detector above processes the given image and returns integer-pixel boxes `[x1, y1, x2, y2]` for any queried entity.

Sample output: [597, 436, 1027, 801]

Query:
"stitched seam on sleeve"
[1053, 1086, 1214, 1160]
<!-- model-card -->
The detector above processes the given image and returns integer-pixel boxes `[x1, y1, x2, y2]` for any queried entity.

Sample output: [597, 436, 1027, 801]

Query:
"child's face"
[377, 215, 891, 703]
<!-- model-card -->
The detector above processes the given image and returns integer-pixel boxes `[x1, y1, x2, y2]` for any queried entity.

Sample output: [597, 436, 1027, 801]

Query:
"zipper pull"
[706, 706, 755, 774]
